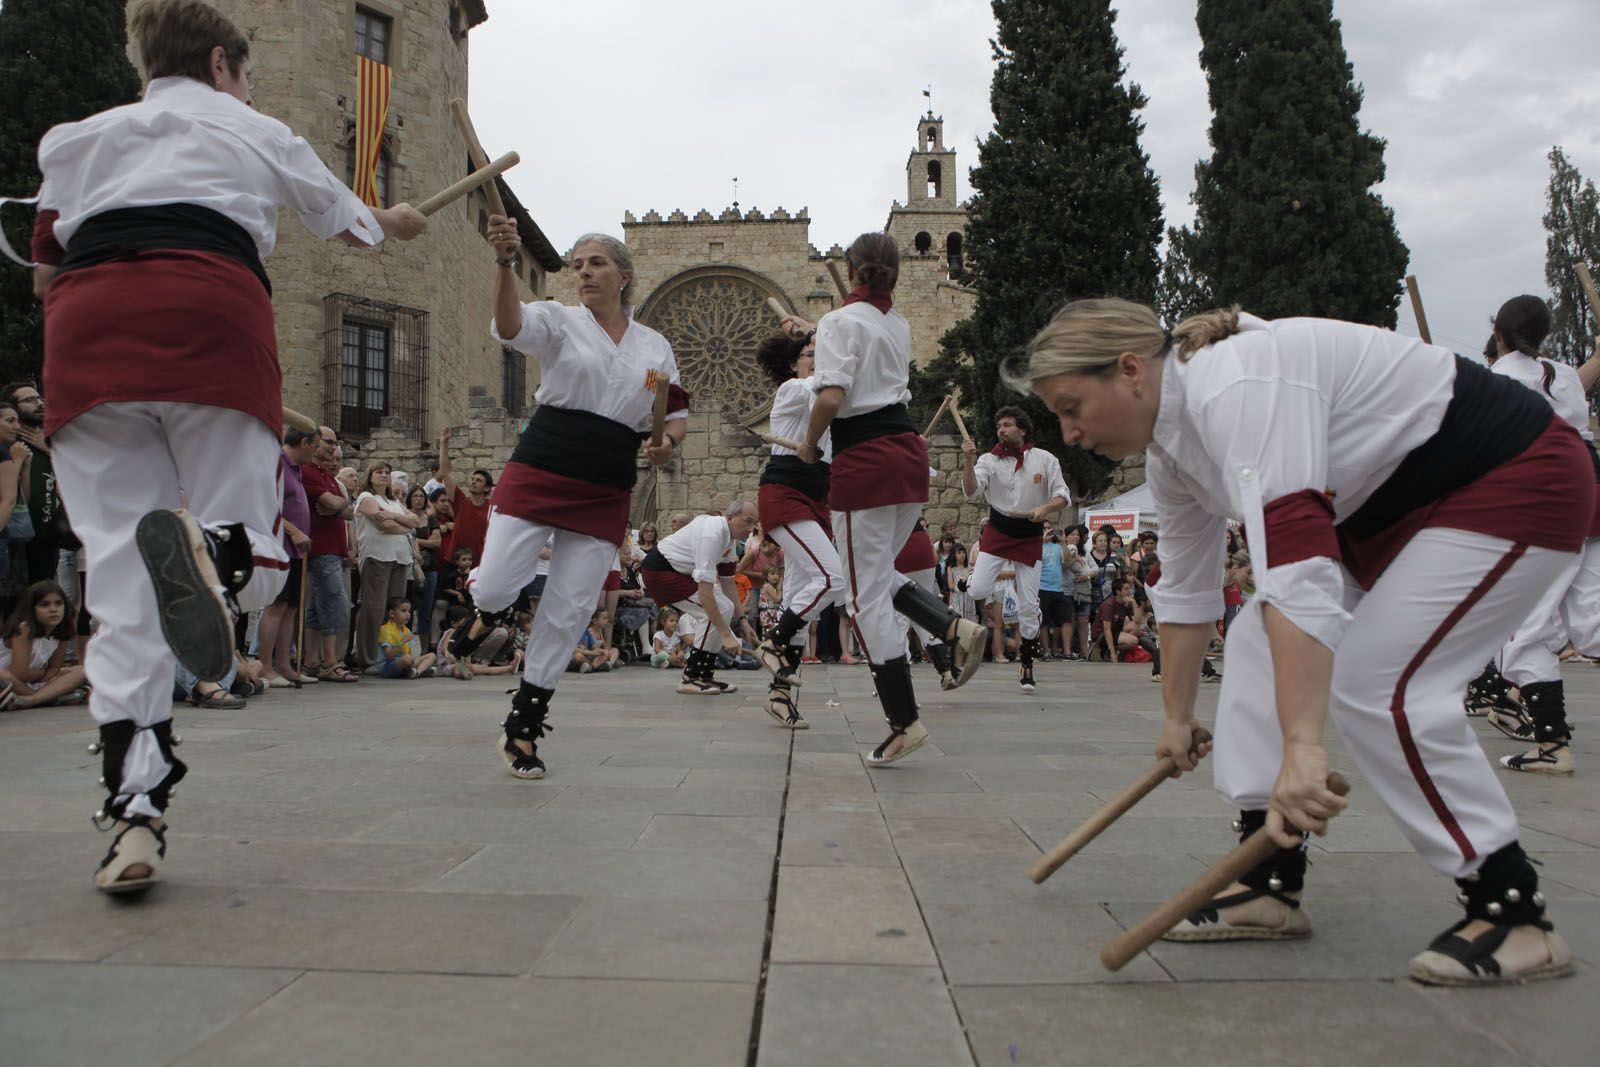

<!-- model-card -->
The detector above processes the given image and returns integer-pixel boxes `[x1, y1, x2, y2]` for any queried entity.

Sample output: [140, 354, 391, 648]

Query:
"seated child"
[0, 580, 89, 709]
[651, 608, 687, 670]
[571, 610, 620, 673]
[377, 598, 436, 679]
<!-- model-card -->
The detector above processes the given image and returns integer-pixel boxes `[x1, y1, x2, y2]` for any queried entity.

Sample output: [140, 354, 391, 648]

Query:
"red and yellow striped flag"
[354, 55, 392, 207]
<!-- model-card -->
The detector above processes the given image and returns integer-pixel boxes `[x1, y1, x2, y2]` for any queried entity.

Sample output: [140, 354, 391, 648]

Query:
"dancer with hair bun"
[796, 233, 983, 765]
[1012, 296, 1586, 984]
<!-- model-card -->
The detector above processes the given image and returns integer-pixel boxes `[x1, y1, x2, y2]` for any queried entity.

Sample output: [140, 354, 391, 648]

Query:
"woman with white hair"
[451, 223, 688, 780]
[1011, 296, 1587, 985]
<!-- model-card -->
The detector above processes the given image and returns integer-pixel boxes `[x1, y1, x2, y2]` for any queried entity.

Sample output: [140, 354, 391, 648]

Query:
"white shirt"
[1146, 314, 1456, 651]
[354, 492, 414, 565]
[0, 634, 59, 673]
[1490, 353, 1593, 441]
[812, 302, 913, 418]
[656, 514, 735, 585]
[37, 77, 383, 256]
[967, 448, 1070, 514]
[768, 377, 833, 463]
[492, 303, 689, 429]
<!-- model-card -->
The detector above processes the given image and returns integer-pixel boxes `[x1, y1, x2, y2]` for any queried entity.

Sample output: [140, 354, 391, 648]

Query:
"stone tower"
[885, 113, 969, 278]
[137, 1, 561, 454]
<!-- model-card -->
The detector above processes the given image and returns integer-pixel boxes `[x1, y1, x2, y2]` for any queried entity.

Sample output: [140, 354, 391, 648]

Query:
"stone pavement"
[0, 654, 1595, 1067]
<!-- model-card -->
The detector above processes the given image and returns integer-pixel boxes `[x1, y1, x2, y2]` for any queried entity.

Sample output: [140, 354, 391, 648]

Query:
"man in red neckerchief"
[962, 407, 1069, 692]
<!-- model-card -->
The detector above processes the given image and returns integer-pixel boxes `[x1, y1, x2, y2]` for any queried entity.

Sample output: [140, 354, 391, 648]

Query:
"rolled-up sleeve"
[1045, 454, 1070, 504]
[664, 346, 690, 422]
[277, 133, 384, 245]
[1200, 377, 1351, 651]
[490, 301, 564, 358]
[966, 454, 993, 502]
[811, 315, 857, 393]
[1145, 452, 1227, 623]
[691, 527, 725, 585]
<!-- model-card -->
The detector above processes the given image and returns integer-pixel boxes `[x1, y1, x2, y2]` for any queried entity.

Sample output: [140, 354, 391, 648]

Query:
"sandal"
[56, 687, 91, 707]
[316, 665, 360, 683]
[0, 682, 13, 711]
[189, 686, 246, 710]
[1162, 887, 1312, 941]
[94, 818, 167, 894]
[1410, 919, 1574, 985]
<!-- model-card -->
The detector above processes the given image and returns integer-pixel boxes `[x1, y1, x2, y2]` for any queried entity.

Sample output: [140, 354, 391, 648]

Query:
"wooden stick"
[765, 297, 789, 321]
[282, 407, 317, 434]
[293, 558, 309, 679]
[949, 395, 972, 444]
[1100, 773, 1351, 971]
[448, 98, 507, 220]
[417, 151, 520, 217]
[825, 258, 849, 300]
[922, 396, 950, 437]
[1577, 263, 1600, 323]
[1029, 733, 1210, 884]
[650, 376, 671, 448]
[1405, 275, 1432, 345]
[758, 431, 807, 452]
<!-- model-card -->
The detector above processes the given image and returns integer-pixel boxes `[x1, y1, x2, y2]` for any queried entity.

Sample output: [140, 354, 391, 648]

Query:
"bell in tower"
[906, 113, 957, 208]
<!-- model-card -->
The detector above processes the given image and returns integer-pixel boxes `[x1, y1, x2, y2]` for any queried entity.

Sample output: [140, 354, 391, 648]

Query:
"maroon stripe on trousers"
[778, 523, 832, 619]
[843, 512, 872, 661]
[1390, 541, 1528, 863]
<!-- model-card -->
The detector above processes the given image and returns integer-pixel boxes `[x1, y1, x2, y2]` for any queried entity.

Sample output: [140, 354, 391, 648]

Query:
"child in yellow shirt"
[378, 598, 437, 679]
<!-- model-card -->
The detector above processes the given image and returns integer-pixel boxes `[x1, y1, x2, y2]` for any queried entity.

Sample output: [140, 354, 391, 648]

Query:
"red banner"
[354, 56, 392, 207]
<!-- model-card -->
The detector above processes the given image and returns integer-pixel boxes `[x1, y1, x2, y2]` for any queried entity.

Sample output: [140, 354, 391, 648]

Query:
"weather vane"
[732, 176, 739, 213]
[923, 84, 933, 114]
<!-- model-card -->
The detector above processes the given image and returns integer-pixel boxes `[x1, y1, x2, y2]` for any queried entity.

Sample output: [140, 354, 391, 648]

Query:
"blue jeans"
[176, 658, 238, 697]
[414, 569, 439, 648]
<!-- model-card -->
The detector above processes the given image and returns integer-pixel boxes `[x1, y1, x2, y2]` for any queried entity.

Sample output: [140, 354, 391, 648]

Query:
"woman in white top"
[798, 233, 984, 765]
[30, 0, 425, 894]
[1015, 297, 1590, 986]
[462, 221, 688, 781]
[751, 328, 839, 729]
[1481, 296, 1600, 775]
[352, 463, 421, 669]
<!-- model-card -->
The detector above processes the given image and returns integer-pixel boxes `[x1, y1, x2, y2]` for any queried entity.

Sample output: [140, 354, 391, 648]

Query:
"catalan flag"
[354, 55, 392, 207]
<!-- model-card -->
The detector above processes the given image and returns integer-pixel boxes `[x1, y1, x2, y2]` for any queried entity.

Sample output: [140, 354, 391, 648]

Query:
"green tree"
[1542, 146, 1600, 367]
[0, 0, 142, 382]
[923, 0, 1163, 501]
[1163, 0, 1408, 326]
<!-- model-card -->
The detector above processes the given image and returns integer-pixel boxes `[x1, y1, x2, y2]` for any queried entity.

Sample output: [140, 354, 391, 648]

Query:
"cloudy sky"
[468, 0, 1600, 357]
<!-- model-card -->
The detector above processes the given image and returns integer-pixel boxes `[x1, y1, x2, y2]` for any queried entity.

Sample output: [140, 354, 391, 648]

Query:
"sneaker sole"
[496, 735, 545, 780]
[135, 511, 234, 682]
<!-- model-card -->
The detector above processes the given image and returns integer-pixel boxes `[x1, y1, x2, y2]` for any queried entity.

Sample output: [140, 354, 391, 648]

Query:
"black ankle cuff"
[1233, 809, 1307, 893]
[770, 609, 807, 648]
[1521, 681, 1570, 740]
[505, 683, 554, 742]
[1457, 842, 1547, 927]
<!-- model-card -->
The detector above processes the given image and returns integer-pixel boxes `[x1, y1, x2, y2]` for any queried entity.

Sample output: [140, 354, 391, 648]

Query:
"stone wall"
[176, 1, 546, 450]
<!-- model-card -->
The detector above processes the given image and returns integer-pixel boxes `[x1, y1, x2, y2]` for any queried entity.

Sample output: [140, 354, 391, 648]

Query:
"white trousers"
[1212, 529, 1574, 878]
[671, 586, 739, 654]
[832, 503, 919, 664]
[968, 551, 1042, 639]
[470, 509, 614, 690]
[1500, 537, 1598, 686]
[765, 518, 844, 647]
[53, 402, 287, 820]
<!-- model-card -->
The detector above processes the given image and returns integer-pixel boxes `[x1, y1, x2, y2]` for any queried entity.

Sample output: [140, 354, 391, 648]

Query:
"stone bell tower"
[885, 112, 969, 278]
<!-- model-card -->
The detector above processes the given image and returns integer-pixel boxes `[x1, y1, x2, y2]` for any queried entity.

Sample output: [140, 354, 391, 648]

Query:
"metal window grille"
[355, 8, 391, 64]
[501, 347, 526, 418]
[323, 293, 428, 441]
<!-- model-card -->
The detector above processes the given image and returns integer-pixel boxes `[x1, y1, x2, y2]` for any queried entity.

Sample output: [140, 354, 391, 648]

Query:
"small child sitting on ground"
[651, 608, 687, 670]
[571, 610, 620, 673]
[377, 598, 436, 679]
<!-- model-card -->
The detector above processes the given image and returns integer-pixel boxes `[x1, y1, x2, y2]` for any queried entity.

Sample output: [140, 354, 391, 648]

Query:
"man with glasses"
[2, 382, 72, 588]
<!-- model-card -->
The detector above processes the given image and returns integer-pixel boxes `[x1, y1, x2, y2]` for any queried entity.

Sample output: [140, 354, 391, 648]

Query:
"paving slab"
[0, 961, 298, 1067]
[175, 972, 754, 1067]
[757, 964, 970, 1067]
[533, 896, 767, 981]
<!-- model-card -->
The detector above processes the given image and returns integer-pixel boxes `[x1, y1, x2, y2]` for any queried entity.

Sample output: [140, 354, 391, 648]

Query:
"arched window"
[374, 151, 390, 206]
[914, 231, 932, 253]
[926, 126, 937, 149]
[946, 232, 963, 277]
[926, 160, 942, 199]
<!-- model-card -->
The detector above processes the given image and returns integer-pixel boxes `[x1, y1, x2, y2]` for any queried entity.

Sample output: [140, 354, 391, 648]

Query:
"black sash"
[58, 204, 271, 294]
[509, 404, 642, 491]
[1340, 356, 1552, 540]
[987, 507, 1042, 539]
[641, 546, 675, 572]
[831, 403, 916, 453]
[760, 455, 830, 500]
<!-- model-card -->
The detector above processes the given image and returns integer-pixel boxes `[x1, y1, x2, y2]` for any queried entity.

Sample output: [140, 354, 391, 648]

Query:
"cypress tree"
[0, 0, 142, 382]
[920, 0, 1163, 500]
[1542, 146, 1600, 366]
[1163, 0, 1408, 326]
